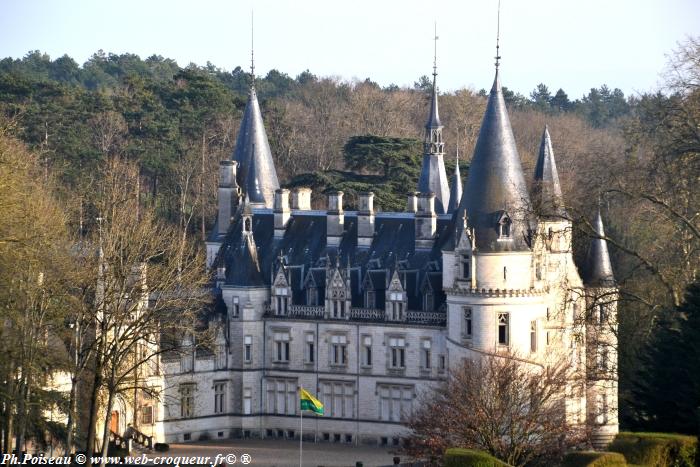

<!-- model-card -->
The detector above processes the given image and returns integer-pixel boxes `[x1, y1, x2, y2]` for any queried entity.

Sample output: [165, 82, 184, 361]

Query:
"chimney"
[407, 192, 418, 213]
[273, 188, 290, 238]
[218, 161, 238, 235]
[357, 192, 375, 247]
[291, 187, 312, 210]
[326, 191, 344, 247]
[415, 192, 437, 249]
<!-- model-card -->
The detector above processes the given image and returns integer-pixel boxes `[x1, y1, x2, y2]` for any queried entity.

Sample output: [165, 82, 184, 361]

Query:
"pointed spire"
[427, 22, 442, 128]
[534, 125, 566, 218]
[584, 210, 615, 286]
[447, 148, 462, 213]
[231, 21, 280, 208]
[456, 55, 532, 252]
[250, 10, 255, 87]
[417, 22, 450, 214]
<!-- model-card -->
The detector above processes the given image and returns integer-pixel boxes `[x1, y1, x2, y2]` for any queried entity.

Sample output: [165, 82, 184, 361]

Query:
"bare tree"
[404, 353, 582, 466]
[79, 157, 210, 466]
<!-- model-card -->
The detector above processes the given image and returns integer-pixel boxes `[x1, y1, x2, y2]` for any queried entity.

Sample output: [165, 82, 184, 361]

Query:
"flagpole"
[299, 407, 303, 467]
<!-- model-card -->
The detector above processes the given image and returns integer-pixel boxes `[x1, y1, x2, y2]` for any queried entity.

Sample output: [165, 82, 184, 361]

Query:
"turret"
[417, 30, 450, 214]
[583, 210, 619, 448]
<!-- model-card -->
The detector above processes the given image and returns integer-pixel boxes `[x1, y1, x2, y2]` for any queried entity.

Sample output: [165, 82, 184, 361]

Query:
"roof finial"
[250, 10, 255, 87]
[495, 0, 502, 69]
[433, 21, 439, 79]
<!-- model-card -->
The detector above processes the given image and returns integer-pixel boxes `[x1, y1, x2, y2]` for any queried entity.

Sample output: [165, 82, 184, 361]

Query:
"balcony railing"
[263, 303, 446, 326]
[349, 308, 384, 321]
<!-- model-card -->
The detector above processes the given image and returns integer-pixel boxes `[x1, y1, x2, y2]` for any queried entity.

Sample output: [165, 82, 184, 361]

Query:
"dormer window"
[499, 215, 512, 238]
[307, 287, 319, 306]
[423, 292, 433, 311]
[365, 290, 376, 308]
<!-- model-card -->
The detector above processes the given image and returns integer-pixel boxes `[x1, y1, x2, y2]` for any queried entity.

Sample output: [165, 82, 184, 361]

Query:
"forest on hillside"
[0, 36, 699, 442]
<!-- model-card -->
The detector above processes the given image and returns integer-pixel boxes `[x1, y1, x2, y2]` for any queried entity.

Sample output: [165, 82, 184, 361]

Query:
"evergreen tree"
[632, 281, 700, 435]
[550, 88, 571, 112]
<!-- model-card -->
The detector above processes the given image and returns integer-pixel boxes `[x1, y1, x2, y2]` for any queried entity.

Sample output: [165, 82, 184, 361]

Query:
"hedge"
[608, 432, 697, 467]
[444, 448, 511, 467]
[562, 451, 627, 467]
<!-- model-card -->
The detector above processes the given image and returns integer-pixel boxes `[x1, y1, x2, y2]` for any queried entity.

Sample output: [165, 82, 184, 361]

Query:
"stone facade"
[130, 63, 620, 450]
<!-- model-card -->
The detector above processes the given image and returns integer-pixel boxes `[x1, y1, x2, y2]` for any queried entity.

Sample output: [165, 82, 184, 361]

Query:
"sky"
[1, 0, 698, 98]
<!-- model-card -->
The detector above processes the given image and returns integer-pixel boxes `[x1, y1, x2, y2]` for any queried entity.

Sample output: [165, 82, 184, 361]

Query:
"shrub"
[608, 432, 697, 467]
[562, 451, 627, 467]
[444, 448, 511, 467]
[154, 443, 169, 452]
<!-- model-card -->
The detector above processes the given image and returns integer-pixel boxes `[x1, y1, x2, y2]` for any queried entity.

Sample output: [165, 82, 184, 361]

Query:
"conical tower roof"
[457, 69, 532, 252]
[232, 86, 279, 208]
[417, 71, 450, 213]
[534, 126, 566, 218]
[584, 210, 615, 286]
[447, 152, 462, 213]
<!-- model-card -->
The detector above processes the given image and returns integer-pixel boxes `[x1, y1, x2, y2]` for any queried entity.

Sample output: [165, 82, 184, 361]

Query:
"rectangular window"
[214, 382, 226, 414]
[307, 287, 318, 306]
[330, 335, 347, 366]
[378, 384, 413, 422]
[273, 332, 290, 363]
[463, 307, 472, 338]
[423, 293, 433, 311]
[179, 384, 194, 418]
[266, 378, 297, 415]
[462, 254, 470, 279]
[332, 300, 345, 318]
[180, 353, 193, 373]
[498, 312, 509, 346]
[366, 291, 375, 308]
[362, 335, 372, 367]
[599, 304, 606, 323]
[141, 406, 153, 425]
[275, 295, 288, 315]
[243, 388, 252, 415]
[232, 296, 240, 317]
[244, 335, 252, 363]
[389, 337, 406, 369]
[438, 354, 446, 371]
[305, 333, 315, 364]
[320, 381, 355, 418]
[215, 344, 226, 370]
[530, 321, 537, 353]
[421, 340, 431, 370]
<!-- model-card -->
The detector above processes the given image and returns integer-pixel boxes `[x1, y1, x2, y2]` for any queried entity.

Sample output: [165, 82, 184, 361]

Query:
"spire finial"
[495, 0, 502, 69]
[250, 10, 255, 87]
[433, 21, 438, 79]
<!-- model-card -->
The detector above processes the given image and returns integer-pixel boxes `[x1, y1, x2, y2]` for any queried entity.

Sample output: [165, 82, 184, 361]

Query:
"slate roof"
[454, 69, 534, 252]
[214, 210, 451, 310]
[534, 126, 567, 218]
[232, 86, 279, 207]
[583, 210, 616, 286]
